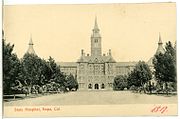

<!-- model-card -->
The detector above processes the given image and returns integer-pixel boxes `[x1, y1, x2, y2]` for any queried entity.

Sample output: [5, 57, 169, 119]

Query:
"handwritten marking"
[151, 105, 168, 114]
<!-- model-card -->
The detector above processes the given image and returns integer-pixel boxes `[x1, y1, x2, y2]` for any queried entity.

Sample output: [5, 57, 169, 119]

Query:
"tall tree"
[153, 41, 176, 84]
[127, 61, 152, 87]
[20, 53, 45, 88]
[65, 74, 78, 91]
[3, 39, 21, 94]
[47, 57, 65, 86]
[113, 75, 128, 90]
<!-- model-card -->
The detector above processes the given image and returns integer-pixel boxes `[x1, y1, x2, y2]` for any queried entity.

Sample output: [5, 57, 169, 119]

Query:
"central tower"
[91, 17, 102, 56]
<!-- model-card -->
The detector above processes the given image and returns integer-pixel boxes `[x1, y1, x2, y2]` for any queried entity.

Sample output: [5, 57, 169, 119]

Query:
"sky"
[3, 3, 176, 62]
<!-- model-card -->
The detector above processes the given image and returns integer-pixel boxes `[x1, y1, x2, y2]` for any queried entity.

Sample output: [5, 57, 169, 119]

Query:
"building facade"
[57, 18, 138, 90]
[27, 18, 164, 91]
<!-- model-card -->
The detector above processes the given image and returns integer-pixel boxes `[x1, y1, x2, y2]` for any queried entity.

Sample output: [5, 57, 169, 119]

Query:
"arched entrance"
[94, 84, 99, 89]
[88, 84, 92, 89]
[101, 83, 105, 89]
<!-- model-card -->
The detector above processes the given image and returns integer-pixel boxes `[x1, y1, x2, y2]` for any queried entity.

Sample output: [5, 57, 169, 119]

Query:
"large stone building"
[27, 18, 165, 91]
[57, 18, 165, 91]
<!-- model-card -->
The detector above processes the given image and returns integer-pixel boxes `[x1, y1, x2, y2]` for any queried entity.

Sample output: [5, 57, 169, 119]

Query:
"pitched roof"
[77, 55, 116, 63]
[156, 33, 165, 54]
[147, 57, 154, 66]
[27, 46, 36, 54]
[156, 45, 165, 54]
[57, 62, 77, 67]
[115, 62, 137, 67]
[26, 36, 36, 55]
[57, 61, 137, 67]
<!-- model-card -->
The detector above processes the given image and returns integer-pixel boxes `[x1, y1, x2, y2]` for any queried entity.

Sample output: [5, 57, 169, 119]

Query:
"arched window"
[88, 84, 92, 89]
[101, 83, 105, 89]
[94, 84, 99, 89]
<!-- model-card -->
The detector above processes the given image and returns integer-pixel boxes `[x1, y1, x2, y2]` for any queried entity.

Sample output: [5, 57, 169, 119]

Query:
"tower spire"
[29, 34, 33, 45]
[91, 16, 102, 56]
[158, 32, 163, 45]
[94, 16, 99, 30]
[156, 32, 165, 54]
[27, 34, 36, 55]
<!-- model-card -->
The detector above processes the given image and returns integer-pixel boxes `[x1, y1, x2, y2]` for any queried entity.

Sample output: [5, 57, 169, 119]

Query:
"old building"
[57, 18, 138, 90]
[27, 18, 164, 90]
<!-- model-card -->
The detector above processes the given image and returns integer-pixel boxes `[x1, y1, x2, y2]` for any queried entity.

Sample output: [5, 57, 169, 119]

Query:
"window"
[94, 84, 99, 89]
[88, 84, 92, 89]
[94, 64, 100, 74]
[101, 83, 105, 89]
[80, 64, 84, 69]
[94, 39, 98, 43]
[100, 65, 104, 74]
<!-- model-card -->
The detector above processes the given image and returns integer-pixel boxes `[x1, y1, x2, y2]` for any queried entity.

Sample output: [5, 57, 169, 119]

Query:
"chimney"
[81, 49, 84, 56]
[109, 49, 111, 56]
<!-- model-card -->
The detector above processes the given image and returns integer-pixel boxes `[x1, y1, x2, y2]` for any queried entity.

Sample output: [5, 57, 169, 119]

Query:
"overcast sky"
[3, 3, 176, 62]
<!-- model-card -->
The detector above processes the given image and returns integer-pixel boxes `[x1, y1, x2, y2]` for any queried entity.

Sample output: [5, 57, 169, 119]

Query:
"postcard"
[2, 2, 177, 117]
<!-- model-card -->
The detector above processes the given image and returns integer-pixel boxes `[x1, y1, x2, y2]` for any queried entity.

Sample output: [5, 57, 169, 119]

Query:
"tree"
[38, 59, 51, 86]
[127, 61, 152, 88]
[20, 53, 42, 87]
[113, 75, 128, 90]
[3, 39, 21, 94]
[65, 74, 78, 91]
[153, 41, 176, 91]
[3, 38, 69, 95]
[47, 57, 66, 87]
[127, 70, 141, 88]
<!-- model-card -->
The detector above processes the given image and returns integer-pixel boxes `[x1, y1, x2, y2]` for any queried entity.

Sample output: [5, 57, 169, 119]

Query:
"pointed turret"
[29, 35, 33, 45]
[156, 33, 165, 54]
[27, 35, 36, 55]
[91, 16, 102, 56]
[94, 16, 99, 30]
[147, 33, 165, 66]
[158, 33, 163, 45]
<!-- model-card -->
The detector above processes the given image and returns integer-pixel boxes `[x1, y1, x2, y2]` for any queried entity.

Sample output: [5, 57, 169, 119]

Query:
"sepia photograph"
[2, 2, 177, 117]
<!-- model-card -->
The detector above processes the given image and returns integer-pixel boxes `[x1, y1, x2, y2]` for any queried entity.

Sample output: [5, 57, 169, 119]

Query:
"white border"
[1, 0, 179, 119]
[0, 0, 3, 118]
[3, 0, 177, 5]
